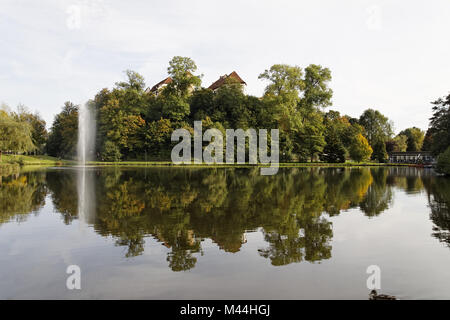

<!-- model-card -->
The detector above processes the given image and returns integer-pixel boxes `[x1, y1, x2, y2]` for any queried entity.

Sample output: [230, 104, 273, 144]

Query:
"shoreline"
[0, 155, 429, 177]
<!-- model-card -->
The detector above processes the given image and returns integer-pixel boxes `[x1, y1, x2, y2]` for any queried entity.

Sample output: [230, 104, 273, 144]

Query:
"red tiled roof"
[208, 71, 246, 91]
[148, 77, 172, 92]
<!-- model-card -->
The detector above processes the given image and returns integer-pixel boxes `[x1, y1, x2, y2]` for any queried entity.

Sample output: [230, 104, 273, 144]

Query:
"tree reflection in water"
[1, 166, 449, 271]
[423, 175, 450, 247]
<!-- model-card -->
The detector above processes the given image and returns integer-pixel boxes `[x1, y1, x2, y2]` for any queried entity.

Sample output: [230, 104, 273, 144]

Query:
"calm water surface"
[1, 166, 450, 299]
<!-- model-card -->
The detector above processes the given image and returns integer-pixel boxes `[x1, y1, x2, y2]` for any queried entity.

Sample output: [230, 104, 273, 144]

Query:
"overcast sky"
[1, 0, 449, 132]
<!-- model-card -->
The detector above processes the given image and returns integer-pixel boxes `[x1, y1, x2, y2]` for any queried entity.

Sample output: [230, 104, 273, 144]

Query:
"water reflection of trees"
[2, 166, 450, 271]
[46, 170, 78, 224]
[423, 176, 450, 247]
[360, 168, 393, 217]
[0, 171, 46, 224]
[51, 167, 392, 270]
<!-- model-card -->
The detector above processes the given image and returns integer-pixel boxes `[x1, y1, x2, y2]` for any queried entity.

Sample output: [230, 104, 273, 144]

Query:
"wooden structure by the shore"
[388, 151, 435, 164]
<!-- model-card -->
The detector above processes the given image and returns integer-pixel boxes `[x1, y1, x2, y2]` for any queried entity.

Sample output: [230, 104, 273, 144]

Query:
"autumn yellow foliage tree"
[349, 133, 373, 162]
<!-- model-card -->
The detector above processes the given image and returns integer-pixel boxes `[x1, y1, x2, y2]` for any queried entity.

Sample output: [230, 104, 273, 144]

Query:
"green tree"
[372, 139, 388, 163]
[295, 65, 332, 161]
[428, 93, 450, 156]
[13, 105, 47, 153]
[295, 110, 326, 162]
[157, 56, 202, 122]
[0, 109, 35, 160]
[392, 135, 408, 152]
[115, 70, 146, 92]
[359, 109, 393, 148]
[213, 77, 248, 128]
[298, 64, 333, 110]
[159, 93, 191, 122]
[145, 118, 174, 158]
[321, 131, 346, 163]
[437, 146, 450, 175]
[398, 127, 425, 151]
[258, 64, 304, 101]
[167, 56, 202, 95]
[101, 140, 122, 161]
[189, 88, 215, 121]
[258, 64, 332, 162]
[46, 102, 78, 158]
[322, 111, 353, 163]
[421, 128, 433, 151]
[349, 133, 373, 162]
[99, 97, 145, 159]
[259, 64, 305, 160]
[94, 71, 149, 159]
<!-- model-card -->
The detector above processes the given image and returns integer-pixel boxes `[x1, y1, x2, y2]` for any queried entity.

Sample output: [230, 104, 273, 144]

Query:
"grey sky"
[1, 0, 449, 132]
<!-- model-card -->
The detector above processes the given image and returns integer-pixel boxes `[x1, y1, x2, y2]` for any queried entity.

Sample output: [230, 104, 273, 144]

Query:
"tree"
[295, 65, 332, 161]
[295, 110, 326, 162]
[189, 88, 215, 121]
[158, 57, 202, 122]
[113, 70, 148, 115]
[322, 110, 355, 163]
[258, 64, 304, 101]
[320, 131, 346, 163]
[259, 64, 305, 160]
[359, 109, 393, 148]
[115, 70, 146, 92]
[398, 127, 425, 151]
[437, 146, 450, 175]
[258, 64, 332, 162]
[146, 118, 174, 158]
[0, 109, 35, 160]
[159, 93, 191, 123]
[422, 128, 433, 151]
[372, 139, 388, 163]
[101, 140, 122, 161]
[46, 102, 79, 158]
[349, 133, 373, 162]
[428, 93, 450, 155]
[94, 71, 150, 160]
[213, 77, 248, 128]
[99, 97, 145, 159]
[386, 135, 407, 152]
[166, 56, 201, 98]
[13, 105, 47, 153]
[298, 64, 333, 110]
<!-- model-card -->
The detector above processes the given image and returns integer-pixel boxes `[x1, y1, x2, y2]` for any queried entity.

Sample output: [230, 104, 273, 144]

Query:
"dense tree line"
[44, 56, 391, 163]
[2, 55, 443, 166]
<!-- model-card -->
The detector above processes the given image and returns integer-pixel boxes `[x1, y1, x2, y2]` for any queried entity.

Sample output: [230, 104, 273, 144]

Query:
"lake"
[1, 166, 450, 299]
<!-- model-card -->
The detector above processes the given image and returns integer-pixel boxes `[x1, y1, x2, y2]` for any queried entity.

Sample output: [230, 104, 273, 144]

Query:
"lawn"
[0, 154, 69, 165]
[0, 154, 410, 169]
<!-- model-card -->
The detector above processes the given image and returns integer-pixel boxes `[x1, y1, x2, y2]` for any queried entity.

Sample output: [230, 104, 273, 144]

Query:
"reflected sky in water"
[0, 166, 450, 299]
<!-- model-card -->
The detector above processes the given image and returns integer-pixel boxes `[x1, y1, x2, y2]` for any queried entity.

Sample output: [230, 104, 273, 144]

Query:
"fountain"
[77, 103, 96, 165]
[77, 103, 96, 225]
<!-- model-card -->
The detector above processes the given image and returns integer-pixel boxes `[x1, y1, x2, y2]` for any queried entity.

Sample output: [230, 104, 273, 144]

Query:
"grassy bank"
[0, 154, 415, 173]
[0, 154, 70, 166]
[0, 155, 71, 178]
[85, 160, 411, 168]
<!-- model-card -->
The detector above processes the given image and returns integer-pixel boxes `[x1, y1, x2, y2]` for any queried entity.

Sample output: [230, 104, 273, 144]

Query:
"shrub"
[101, 140, 122, 162]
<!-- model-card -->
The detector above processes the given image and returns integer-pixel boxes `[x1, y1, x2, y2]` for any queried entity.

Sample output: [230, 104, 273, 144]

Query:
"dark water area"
[1, 166, 450, 299]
